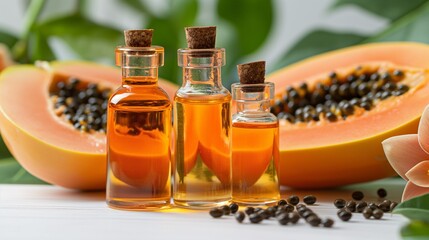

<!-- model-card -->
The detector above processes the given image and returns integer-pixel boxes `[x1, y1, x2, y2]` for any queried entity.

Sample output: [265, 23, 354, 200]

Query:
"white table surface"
[0, 178, 409, 240]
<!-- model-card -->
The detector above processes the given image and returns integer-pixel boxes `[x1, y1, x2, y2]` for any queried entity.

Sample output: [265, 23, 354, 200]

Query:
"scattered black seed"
[307, 215, 322, 227]
[368, 202, 379, 211]
[373, 209, 384, 219]
[356, 201, 368, 213]
[346, 201, 357, 212]
[288, 195, 300, 206]
[277, 213, 290, 225]
[222, 205, 231, 215]
[235, 211, 245, 223]
[209, 208, 223, 218]
[378, 200, 391, 212]
[260, 209, 271, 219]
[278, 199, 287, 206]
[338, 209, 352, 221]
[377, 188, 387, 198]
[334, 199, 346, 209]
[267, 207, 277, 217]
[249, 213, 264, 224]
[329, 72, 337, 79]
[352, 191, 364, 201]
[302, 210, 316, 220]
[229, 203, 239, 214]
[284, 204, 295, 213]
[289, 212, 300, 224]
[303, 195, 317, 205]
[244, 207, 255, 215]
[322, 218, 335, 228]
[363, 207, 373, 219]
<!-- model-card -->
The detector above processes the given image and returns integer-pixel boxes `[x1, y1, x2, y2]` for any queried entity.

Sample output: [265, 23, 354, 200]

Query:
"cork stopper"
[185, 26, 216, 49]
[237, 61, 266, 92]
[124, 29, 153, 47]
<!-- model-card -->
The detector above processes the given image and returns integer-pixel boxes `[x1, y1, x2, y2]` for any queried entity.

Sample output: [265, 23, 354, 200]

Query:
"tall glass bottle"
[106, 45, 171, 210]
[173, 48, 232, 208]
[231, 82, 280, 205]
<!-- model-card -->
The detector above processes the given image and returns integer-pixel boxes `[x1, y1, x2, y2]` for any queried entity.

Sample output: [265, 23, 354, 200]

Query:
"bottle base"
[232, 198, 278, 207]
[173, 198, 231, 209]
[107, 198, 171, 211]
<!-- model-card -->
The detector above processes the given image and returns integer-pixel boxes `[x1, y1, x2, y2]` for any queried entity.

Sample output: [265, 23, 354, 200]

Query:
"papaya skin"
[0, 61, 178, 190]
[268, 42, 429, 188]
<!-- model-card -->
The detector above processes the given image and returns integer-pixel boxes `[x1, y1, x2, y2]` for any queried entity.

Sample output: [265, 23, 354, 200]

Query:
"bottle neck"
[115, 46, 164, 86]
[182, 66, 222, 89]
[236, 99, 271, 114]
[122, 67, 158, 85]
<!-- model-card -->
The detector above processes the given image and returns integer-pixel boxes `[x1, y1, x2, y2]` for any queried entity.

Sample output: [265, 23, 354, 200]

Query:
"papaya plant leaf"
[217, 0, 273, 86]
[0, 136, 11, 159]
[0, 158, 47, 184]
[393, 193, 429, 222]
[28, 31, 56, 62]
[272, 30, 367, 71]
[365, 2, 429, 44]
[217, 0, 273, 57]
[38, 14, 122, 63]
[274, 1, 429, 72]
[0, 30, 18, 49]
[401, 221, 429, 239]
[331, 0, 428, 21]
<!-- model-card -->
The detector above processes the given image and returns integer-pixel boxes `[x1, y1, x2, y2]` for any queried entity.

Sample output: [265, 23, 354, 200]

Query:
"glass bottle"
[231, 82, 280, 206]
[173, 48, 232, 208]
[106, 46, 171, 210]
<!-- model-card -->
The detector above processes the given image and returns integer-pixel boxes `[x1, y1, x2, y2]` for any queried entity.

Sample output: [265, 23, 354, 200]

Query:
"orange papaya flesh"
[0, 61, 178, 190]
[267, 42, 429, 189]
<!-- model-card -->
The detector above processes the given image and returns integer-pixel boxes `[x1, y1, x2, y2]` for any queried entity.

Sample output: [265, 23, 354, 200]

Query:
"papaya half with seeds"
[268, 42, 429, 189]
[0, 61, 178, 190]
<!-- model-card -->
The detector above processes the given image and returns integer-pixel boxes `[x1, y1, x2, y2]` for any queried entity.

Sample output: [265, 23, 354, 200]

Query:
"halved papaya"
[0, 61, 178, 190]
[268, 42, 429, 188]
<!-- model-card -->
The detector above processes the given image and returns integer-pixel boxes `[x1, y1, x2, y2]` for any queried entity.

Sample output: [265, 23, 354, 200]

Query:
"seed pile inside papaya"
[50, 77, 111, 133]
[271, 65, 410, 123]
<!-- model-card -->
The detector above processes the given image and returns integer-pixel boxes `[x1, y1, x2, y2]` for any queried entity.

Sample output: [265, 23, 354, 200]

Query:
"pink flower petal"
[405, 160, 429, 187]
[382, 134, 429, 180]
[402, 181, 429, 201]
[418, 105, 429, 154]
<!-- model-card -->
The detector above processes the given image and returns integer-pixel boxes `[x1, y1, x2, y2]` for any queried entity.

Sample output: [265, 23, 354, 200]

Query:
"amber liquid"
[106, 77, 171, 210]
[173, 95, 232, 208]
[232, 121, 280, 206]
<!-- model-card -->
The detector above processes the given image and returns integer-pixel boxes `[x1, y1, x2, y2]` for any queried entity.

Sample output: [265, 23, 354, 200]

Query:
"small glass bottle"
[231, 63, 280, 206]
[173, 27, 232, 209]
[106, 31, 171, 210]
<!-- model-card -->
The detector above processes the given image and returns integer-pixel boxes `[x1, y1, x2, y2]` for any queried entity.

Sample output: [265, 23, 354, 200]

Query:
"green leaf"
[272, 30, 368, 71]
[217, 0, 273, 87]
[273, 1, 429, 72]
[38, 14, 122, 63]
[28, 31, 56, 62]
[331, 0, 428, 21]
[0, 136, 12, 159]
[0, 158, 47, 184]
[393, 193, 429, 222]
[217, 0, 273, 57]
[401, 221, 429, 239]
[0, 30, 18, 49]
[156, 0, 199, 84]
[366, 2, 429, 44]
